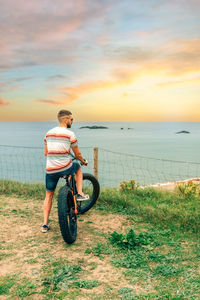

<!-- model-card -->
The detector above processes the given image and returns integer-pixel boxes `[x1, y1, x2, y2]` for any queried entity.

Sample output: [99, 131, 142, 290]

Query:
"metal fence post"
[93, 147, 98, 179]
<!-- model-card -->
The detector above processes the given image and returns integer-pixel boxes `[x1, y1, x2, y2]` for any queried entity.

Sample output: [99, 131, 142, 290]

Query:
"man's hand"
[82, 159, 88, 166]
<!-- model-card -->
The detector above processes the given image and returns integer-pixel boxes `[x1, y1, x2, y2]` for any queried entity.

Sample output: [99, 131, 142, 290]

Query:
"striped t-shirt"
[44, 126, 78, 174]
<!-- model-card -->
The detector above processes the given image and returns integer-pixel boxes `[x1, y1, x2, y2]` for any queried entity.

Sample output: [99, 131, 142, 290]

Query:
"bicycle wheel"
[58, 185, 77, 244]
[78, 173, 100, 214]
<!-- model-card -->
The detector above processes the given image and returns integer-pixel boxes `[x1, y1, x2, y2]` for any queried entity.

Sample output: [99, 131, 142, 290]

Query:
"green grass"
[73, 280, 101, 289]
[41, 263, 83, 292]
[0, 179, 48, 199]
[84, 226, 200, 298]
[0, 179, 199, 234]
[0, 180, 199, 299]
[0, 274, 37, 298]
[98, 186, 200, 234]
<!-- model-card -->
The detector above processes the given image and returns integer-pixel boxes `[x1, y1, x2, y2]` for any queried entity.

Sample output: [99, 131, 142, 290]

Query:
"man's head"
[57, 110, 73, 128]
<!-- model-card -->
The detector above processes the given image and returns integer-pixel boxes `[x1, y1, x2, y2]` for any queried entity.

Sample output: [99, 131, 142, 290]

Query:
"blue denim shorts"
[46, 161, 80, 192]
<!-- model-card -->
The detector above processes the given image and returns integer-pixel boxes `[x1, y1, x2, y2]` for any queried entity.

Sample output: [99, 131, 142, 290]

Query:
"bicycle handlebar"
[69, 153, 88, 166]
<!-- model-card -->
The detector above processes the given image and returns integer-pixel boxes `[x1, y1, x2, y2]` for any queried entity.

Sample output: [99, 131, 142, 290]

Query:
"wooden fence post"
[93, 147, 98, 179]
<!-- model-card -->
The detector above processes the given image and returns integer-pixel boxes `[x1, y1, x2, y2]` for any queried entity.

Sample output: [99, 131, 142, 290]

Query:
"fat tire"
[58, 185, 77, 244]
[79, 173, 100, 214]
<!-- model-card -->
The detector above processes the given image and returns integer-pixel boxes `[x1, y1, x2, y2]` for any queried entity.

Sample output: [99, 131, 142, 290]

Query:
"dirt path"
[0, 195, 145, 299]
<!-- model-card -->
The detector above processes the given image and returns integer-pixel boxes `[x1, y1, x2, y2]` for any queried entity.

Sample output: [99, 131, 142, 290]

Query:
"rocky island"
[176, 130, 190, 134]
[121, 127, 133, 130]
[79, 125, 108, 129]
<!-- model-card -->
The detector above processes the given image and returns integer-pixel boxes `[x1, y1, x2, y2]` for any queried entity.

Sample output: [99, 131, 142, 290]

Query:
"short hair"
[57, 110, 72, 122]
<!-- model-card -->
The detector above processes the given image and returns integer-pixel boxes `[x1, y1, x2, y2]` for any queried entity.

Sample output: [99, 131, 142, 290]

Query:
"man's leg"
[74, 167, 89, 200]
[75, 167, 83, 195]
[43, 190, 54, 225]
[70, 162, 89, 200]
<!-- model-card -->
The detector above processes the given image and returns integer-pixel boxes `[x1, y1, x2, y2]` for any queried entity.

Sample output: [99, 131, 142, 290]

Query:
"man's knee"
[73, 161, 81, 173]
[45, 191, 54, 201]
[76, 166, 81, 172]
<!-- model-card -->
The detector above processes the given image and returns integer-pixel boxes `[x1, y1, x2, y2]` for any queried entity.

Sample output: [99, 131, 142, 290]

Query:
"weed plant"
[109, 229, 153, 250]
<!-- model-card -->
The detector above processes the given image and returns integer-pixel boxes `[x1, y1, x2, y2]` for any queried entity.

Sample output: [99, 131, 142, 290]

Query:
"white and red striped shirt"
[44, 126, 78, 174]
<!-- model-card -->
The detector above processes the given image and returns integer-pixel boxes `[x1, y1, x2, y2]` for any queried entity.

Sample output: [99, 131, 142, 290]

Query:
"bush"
[177, 181, 200, 199]
[119, 180, 139, 193]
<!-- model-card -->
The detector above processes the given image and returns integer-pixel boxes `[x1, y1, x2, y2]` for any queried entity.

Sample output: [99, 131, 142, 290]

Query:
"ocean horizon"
[0, 121, 199, 162]
[0, 121, 200, 186]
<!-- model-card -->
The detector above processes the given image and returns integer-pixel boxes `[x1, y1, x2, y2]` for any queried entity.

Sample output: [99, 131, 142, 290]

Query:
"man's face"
[65, 115, 73, 128]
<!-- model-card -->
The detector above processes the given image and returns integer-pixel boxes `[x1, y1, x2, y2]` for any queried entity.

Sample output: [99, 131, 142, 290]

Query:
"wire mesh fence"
[97, 148, 200, 187]
[0, 145, 200, 188]
[0, 145, 93, 185]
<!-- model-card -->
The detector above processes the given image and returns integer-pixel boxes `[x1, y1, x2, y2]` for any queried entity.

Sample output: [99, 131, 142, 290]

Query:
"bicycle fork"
[71, 175, 78, 215]
[72, 191, 78, 215]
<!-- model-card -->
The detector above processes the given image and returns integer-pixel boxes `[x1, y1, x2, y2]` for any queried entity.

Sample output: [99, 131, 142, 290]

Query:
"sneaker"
[41, 224, 50, 233]
[77, 193, 90, 201]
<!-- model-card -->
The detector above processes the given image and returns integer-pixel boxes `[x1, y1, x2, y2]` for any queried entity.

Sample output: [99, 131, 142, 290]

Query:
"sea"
[0, 122, 200, 186]
[0, 121, 200, 161]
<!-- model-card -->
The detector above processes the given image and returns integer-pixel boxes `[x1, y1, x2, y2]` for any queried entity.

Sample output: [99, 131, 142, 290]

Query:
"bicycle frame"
[64, 174, 78, 215]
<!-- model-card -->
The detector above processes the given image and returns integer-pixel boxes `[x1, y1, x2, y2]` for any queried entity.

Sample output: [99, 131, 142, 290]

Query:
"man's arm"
[72, 146, 88, 165]
[44, 144, 48, 156]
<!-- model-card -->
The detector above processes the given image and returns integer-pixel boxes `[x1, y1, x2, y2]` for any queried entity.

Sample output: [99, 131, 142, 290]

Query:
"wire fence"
[0, 145, 200, 188]
[97, 148, 200, 187]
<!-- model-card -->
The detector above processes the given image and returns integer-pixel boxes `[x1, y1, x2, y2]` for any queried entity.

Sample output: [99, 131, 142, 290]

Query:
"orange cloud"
[34, 99, 62, 106]
[58, 81, 115, 101]
[105, 38, 200, 76]
[35, 18, 82, 43]
[0, 97, 10, 106]
[33, 38, 200, 107]
[157, 38, 200, 75]
[57, 72, 135, 103]
[34, 70, 135, 107]
[157, 77, 200, 88]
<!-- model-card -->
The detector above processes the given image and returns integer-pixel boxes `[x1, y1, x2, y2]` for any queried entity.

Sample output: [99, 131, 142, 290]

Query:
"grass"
[99, 186, 200, 234]
[0, 179, 199, 299]
[0, 179, 199, 233]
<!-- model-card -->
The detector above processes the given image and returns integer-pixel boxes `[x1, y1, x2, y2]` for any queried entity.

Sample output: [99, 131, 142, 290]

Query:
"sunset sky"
[0, 0, 200, 122]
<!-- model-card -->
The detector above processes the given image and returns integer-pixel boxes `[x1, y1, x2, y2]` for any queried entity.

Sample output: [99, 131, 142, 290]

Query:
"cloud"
[0, 97, 10, 106]
[47, 75, 68, 81]
[105, 46, 154, 63]
[13, 77, 33, 82]
[32, 36, 200, 107]
[105, 38, 200, 76]
[0, 82, 21, 93]
[132, 29, 169, 38]
[0, 0, 113, 71]
[57, 79, 124, 102]
[42, 68, 135, 105]
[34, 72, 133, 106]
[159, 39, 200, 74]
[34, 99, 61, 105]
[0, 77, 32, 92]
[157, 77, 200, 88]
[34, 38, 200, 106]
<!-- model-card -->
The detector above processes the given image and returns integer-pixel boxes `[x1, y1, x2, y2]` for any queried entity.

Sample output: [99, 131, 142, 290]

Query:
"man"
[42, 110, 88, 233]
